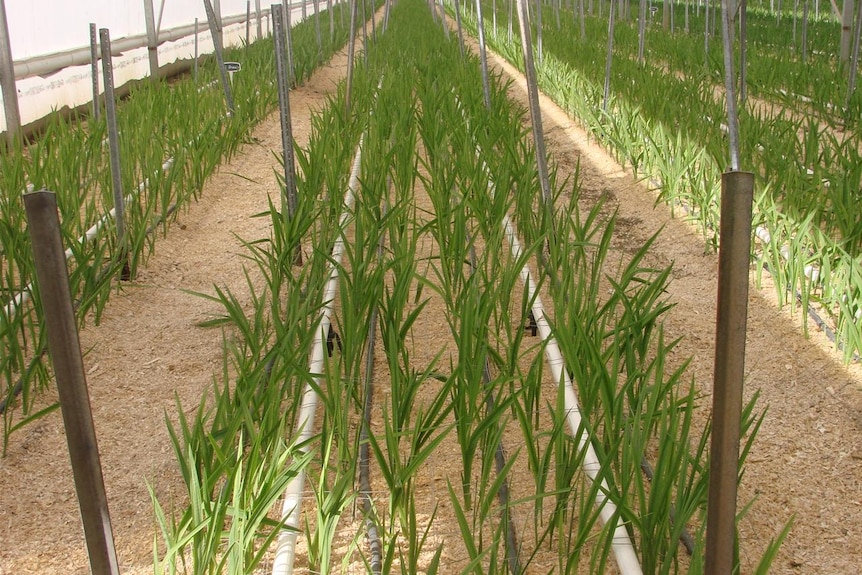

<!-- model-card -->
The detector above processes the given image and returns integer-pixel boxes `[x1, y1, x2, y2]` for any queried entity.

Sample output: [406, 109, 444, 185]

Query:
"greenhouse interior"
[1, 0, 861, 573]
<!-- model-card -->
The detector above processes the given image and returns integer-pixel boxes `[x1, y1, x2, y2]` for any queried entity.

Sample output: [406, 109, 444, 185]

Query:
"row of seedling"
[152, 0, 783, 572]
[0, 0, 363, 451]
[456, 0, 862, 362]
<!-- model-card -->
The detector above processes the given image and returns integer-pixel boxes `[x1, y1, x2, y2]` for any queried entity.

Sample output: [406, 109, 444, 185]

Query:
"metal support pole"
[475, 0, 493, 109]
[143, 0, 160, 81]
[0, 0, 21, 146]
[602, 0, 616, 112]
[89, 23, 100, 121]
[214, 0, 224, 45]
[273, 5, 299, 226]
[515, 0, 553, 209]
[847, 0, 862, 105]
[840, 0, 854, 64]
[438, 0, 451, 39]
[720, 0, 741, 171]
[23, 190, 120, 575]
[99, 29, 128, 267]
[257, 0, 263, 37]
[739, 0, 748, 105]
[535, 0, 543, 66]
[246, 0, 252, 45]
[705, 170, 754, 575]
[345, 0, 357, 116]
[203, 0, 235, 113]
[194, 18, 199, 82]
[454, 0, 466, 57]
[282, 3, 296, 88]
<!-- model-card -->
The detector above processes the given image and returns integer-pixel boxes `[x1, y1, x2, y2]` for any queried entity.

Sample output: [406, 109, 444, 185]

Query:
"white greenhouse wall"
[0, 1, 318, 132]
[6, 0, 255, 61]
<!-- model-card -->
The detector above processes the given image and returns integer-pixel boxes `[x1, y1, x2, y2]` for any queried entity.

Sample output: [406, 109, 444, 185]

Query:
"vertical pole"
[329, 0, 335, 41]
[214, 0, 224, 45]
[493, 0, 498, 36]
[303, 0, 308, 20]
[99, 28, 128, 271]
[602, 0, 616, 113]
[535, 0, 543, 65]
[802, 0, 809, 61]
[686, 0, 690, 32]
[0, 0, 21, 146]
[360, 0, 370, 63]
[438, 0, 450, 39]
[721, 0, 741, 171]
[246, 0, 252, 45]
[454, 0, 466, 57]
[282, 3, 296, 87]
[272, 7, 299, 232]
[840, 0, 854, 65]
[705, 171, 754, 575]
[89, 23, 101, 121]
[579, 0, 586, 38]
[704, 0, 710, 68]
[638, 0, 646, 62]
[203, 0, 235, 113]
[515, 0, 553, 208]
[194, 18, 199, 83]
[345, 0, 358, 116]
[739, 0, 747, 105]
[24, 191, 121, 575]
[257, 0, 263, 38]
[314, 0, 322, 56]
[476, 0, 493, 109]
[143, 0, 160, 81]
[847, 0, 862, 106]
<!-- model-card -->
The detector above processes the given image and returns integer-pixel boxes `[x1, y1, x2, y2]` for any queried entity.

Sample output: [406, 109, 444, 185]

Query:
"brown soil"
[2, 19, 862, 575]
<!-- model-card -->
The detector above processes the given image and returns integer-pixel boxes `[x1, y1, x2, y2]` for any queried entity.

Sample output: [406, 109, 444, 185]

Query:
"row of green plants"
[153, 0, 785, 571]
[460, 0, 862, 361]
[0, 1, 360, 451]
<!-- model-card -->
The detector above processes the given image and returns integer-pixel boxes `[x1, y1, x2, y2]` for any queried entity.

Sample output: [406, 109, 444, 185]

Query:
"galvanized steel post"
[0, 0, 21, 146]
[203, 0, 235, 113]
[143, 0, 160, 81]
[99, 28, 128, 266]
[89, 23, 101, 120]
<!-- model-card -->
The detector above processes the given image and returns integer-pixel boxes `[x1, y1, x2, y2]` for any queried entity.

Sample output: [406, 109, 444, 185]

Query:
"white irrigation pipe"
[501, 213, 643, 575]
[452, 84, 642, 572]
[271, 133, 364, 575]
[3, 156, 175, 320]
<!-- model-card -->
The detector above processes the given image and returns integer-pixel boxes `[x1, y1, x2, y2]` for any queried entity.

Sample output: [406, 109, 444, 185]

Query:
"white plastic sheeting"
[0, 1, 281, 131]
[5, 1, 254, 61]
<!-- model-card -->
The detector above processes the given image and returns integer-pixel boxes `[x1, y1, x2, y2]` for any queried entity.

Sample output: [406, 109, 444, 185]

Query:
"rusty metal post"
[705, 170, 755, 575]
[23, 190, 120, 575]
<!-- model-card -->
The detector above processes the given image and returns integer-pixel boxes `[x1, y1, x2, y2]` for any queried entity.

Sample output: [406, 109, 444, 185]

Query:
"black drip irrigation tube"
[466, 239, 523, 575]
[357, 202, 387, 575]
